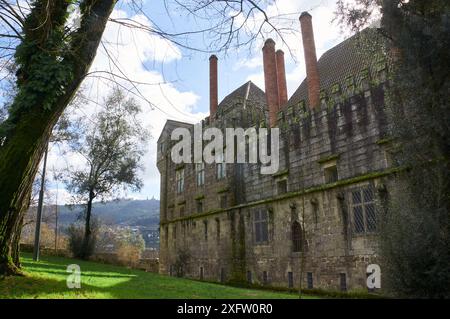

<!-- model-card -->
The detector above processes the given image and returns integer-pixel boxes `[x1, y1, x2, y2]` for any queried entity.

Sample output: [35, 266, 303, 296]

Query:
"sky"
[41, 0, 355, 204]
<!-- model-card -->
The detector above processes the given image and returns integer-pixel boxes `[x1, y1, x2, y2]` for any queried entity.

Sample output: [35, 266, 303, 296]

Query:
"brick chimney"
[209, 55, 218, 119]
[262, 39, 279, 127]
[276, 49, 288, 107]
[300, 12, 320, 109]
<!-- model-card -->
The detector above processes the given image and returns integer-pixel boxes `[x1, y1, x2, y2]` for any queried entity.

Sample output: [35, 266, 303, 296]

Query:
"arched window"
[292, 221, 303, 252]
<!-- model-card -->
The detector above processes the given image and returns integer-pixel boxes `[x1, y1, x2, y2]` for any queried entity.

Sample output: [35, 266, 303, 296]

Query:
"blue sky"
[28, 0, 364, 204]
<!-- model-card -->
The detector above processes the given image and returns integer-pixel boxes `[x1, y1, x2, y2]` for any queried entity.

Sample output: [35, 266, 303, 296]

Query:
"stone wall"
[156, 37, 394, 292]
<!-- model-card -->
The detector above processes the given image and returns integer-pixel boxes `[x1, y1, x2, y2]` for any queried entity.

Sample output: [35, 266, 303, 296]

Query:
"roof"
[287, 27, 385, 108]
[218, 81, 267, 110]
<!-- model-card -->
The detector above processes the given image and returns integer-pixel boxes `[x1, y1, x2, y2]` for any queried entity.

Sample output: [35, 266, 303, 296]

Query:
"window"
[176, 168, 184, 193]
[247, 271, 252, 284]
[324, 165, 338, 183]
[216, 219, 220, 241]
[204, 220, 208, 240]
[340, 273, 347, 291]
[307, 272, 313, 289]
[220, 268, 225, 283]
[164, 226, 169, 248]
[254, 209, 269, 244]
[200, 267, 204, 280]
[179, 205, 185, 217]
[216, 151, 226, 179]
[288, 272, 294, 288]
[351, 187, 376, 234]
[196, 162, 205, 186]
[277, 179, 287, 195]
[263, 271, 268, 285]
[220, 195, 228, 209]
[196, 200, 203, 214]
[292, 221, 303, 252]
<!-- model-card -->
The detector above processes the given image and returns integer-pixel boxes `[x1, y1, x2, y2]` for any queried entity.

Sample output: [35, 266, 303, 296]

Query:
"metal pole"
[54, 182, 58, 252]
[33, 144, 49, 261]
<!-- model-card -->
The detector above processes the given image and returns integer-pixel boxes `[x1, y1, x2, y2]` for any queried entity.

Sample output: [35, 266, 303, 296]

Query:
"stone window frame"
[215, 218, 221, 242]
[195, 162, 205, 186]
[216, 149, 226, 180]
[287, 271, 294, 288]
[348, 185, 377, 235]
[263, 271, 269, 285]
[175, 168, 185, 193]
[196, 200, 203, 214]
[319, 158, 339, 184]
[253, 208, 269, 245]
[219, 194, 228, 209]
[307, 272, 314, 289]
[203, 220, 208, 241]
[291, 221, 304, 253]
[276, 177, 288, 195]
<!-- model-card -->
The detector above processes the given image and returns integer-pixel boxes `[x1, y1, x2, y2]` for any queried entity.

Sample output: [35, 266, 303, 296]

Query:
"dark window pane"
[352, 191, 362, 204]
[247, 271, 252, 283]
[366, 204, 377, 231]
[261, 210, 268, 221]
[288, 272, 294, 288]
[354, 206, 364, 233]
[277, 180, 287, 194]
[292, 222, 302, 252]
[340, 273, 347, 291]
[255, 222, 261, 243]
[263, 271, 268, 285]
[261, 220, 268, 242]
[325, 166, 338, 183]
[363, 188, 374, 202]
[307, 272, 313, 289]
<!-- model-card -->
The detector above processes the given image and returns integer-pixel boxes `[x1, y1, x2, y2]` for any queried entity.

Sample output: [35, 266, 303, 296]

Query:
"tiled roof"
[287, 27, 385, 109]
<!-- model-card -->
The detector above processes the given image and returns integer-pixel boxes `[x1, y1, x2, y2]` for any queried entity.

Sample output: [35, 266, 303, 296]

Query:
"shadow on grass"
[0, 253, 302, 299]
[21, 260, 135, 279]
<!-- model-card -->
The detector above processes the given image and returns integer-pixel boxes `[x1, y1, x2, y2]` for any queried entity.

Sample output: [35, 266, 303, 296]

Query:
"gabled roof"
[219, 81, 267, 110]
[157, 119, 193, 143]
[287, 27, 385, 108]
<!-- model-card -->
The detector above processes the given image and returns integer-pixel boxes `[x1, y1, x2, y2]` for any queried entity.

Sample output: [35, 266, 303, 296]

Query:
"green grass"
[0, 253, 314, 299]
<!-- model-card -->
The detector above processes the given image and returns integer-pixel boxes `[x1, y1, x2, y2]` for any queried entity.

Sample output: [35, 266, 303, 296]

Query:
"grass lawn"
[0, 253, 314, 299]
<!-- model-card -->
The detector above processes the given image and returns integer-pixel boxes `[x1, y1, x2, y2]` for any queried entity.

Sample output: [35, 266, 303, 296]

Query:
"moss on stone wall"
[160, 166, 405, 226]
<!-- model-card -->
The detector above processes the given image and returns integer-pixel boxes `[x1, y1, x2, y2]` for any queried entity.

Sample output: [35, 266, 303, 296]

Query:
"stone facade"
[156, 25, 396, 291]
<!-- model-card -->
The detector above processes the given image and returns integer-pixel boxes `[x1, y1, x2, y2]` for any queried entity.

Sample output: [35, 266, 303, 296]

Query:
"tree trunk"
[0, 0, 116, 276]
[81, 191, 94, 260]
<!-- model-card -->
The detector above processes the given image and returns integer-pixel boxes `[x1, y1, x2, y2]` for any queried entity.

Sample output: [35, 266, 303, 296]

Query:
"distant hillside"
[40, 198, 160, 228]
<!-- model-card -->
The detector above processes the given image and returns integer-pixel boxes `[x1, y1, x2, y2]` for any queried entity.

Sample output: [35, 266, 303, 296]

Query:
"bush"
[116, 243, 141, 268]
[67, 221, 98, 259]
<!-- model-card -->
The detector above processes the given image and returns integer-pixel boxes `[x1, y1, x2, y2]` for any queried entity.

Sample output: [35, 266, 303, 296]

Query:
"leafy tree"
[63, 88, 148, 259]
[0, 0, 116, 275]
[0, 0, 291, 275]
[337, 0, 450, 297]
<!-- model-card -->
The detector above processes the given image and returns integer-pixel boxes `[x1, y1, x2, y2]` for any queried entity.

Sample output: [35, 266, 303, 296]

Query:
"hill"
[46, 198, 160, 227]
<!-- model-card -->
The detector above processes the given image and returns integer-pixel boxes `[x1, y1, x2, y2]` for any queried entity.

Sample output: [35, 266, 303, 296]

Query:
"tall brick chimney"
[300, 12, 320, 109]
[276, 49, 288, 107]
[262, 39, 279, 127]
[209, 55, 218, 119]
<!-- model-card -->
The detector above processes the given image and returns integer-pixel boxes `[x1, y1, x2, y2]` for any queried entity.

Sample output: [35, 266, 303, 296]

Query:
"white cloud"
[237, 0, 347, 99]
[45, 9, 208, 204]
